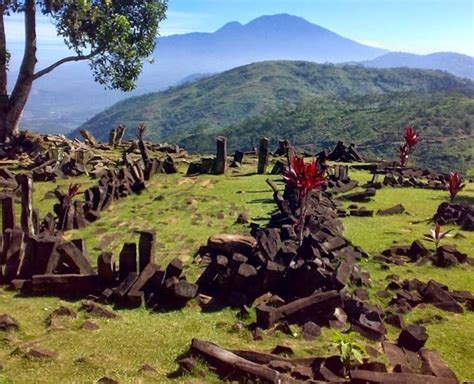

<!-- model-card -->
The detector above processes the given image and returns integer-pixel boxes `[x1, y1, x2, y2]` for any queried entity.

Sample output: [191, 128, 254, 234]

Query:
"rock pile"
[383, 277, 473, 317]
[0, 131, 185, 180]
[181, 337, 459, 383]
[322, 141, 363, 163]
[361, 165, 452, 191]
[196, 182, 390, 340]
[434, 202, 474, 231]
[2, 227, 196, 309]
[51, 157, 177, 232]
[375, 240, 471, 268]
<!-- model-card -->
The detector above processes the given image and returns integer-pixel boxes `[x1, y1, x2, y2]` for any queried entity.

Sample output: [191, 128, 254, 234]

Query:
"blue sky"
[5, 0, 474, 65]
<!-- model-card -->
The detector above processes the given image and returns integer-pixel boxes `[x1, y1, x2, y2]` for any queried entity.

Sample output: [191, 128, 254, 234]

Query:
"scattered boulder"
[397, 324, 428, 352]
[207, 234, 257, 256]
[81, 320, 100, 331]
[80, 301, 119, 319]
[302, 321, 321, 340]
[26, 346, 58, 360]
[377, 203, 406, 216]
[235, 212, 250, 224]
[0, 314, 19, 332]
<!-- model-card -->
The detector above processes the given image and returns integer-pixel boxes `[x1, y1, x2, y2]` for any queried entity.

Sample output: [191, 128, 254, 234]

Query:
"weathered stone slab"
[256, 290, 342, 329]
[31, 274, 99, 296]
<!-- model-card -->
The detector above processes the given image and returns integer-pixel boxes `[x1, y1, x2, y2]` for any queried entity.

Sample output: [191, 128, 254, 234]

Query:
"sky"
[5, 0, 474, 66]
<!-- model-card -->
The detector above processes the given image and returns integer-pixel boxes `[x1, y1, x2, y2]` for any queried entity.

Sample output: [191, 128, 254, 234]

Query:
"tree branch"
[33, 52, 96, 80]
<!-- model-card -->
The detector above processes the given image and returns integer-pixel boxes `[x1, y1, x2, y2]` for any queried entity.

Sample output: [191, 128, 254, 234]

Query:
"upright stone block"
[119, 243, 137, 281]
[138, 230, 156, 272]
[1, 194, 15, 233]
[16, 174, 35, 236]
[213, 136, 227, 174]
[108, 128, 117, 147]
[257, 138, 270, 174]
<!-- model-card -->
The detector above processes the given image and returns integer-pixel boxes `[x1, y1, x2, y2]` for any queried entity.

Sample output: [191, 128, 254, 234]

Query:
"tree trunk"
[0, 0, 36, 143]
[0, 5, 7, 96]
[0, 6, 8, 143]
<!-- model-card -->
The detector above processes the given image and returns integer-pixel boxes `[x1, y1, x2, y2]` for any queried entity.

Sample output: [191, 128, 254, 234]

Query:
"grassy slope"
[0, 158, 473, 383]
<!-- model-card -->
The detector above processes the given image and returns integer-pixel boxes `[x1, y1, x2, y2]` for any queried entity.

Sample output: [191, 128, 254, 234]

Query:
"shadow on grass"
[231, 172, 258, 177]
[456, 195, 474, 206]
[248, 198, 274, 204]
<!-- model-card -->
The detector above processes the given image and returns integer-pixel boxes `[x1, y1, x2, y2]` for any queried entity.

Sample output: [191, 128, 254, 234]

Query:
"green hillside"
[73, 61, 474, 171]
[180, 93, 474, 172]
[74, 61, 473, 135]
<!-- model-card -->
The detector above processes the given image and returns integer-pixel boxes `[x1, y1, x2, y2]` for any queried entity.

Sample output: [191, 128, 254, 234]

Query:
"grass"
[0, 158, 473, 383]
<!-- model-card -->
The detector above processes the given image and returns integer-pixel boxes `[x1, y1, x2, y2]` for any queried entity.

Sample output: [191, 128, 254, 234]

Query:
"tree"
[0, 0, 168, 142]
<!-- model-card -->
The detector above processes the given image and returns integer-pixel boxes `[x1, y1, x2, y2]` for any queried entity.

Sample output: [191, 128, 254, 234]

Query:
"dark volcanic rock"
[397, 324, 428, 352]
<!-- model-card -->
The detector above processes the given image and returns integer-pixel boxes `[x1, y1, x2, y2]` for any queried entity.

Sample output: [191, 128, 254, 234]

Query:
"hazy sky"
[5, 0, 474, 66]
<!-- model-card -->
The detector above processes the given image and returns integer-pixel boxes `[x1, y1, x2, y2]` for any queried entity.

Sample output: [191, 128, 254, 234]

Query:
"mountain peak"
[216, 21, 243, 33]
[246, 13, 310, 26]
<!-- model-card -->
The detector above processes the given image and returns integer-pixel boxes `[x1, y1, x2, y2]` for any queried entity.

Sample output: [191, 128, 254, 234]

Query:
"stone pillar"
[213, 136, 227, 174]
[232, 150, 244, 167]
[16, 174, 35, 236]
[138, 230, 156, 272]
[79, 129, 97, 146]
[1, 194, 15, 233]
[257, 137, 270, 174]
[119, 242, 137, 281]
[115, 125, 127, 146]
[109, 128, 117, 147]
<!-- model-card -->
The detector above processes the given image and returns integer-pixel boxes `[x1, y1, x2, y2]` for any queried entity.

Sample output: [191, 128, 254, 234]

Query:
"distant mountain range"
[19, 14, 474, 133]
[71, 61, 474, 172]
[362, 52, 474, 80]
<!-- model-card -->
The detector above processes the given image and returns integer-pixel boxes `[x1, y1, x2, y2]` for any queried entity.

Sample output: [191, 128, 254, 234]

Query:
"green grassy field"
[0, 158, 473, 383]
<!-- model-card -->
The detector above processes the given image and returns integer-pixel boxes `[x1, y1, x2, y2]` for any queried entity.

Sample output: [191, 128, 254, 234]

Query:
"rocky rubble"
[434, 202, 474, 231]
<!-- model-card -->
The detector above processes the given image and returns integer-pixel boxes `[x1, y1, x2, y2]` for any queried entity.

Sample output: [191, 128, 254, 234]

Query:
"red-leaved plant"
[448, 172, 465, 202]
[397, 126, 421, 167]
[283, 154, 326, 244]
[66, 183, 81, 203]
[424, 223, 453, 251]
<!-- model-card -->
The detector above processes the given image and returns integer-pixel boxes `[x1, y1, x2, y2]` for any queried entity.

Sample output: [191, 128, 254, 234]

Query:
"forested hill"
[73, 61, 473, 140]
[180, 93, 474, 173]
[72, 61, 474, 172]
